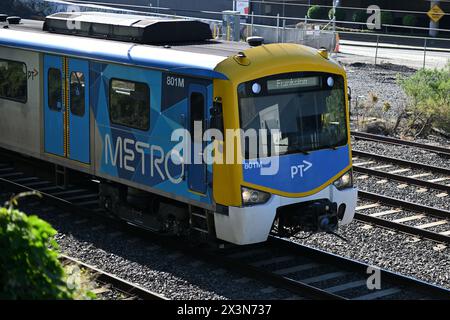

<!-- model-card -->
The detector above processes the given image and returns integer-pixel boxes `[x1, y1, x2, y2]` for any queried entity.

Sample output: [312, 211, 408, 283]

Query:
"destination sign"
[267, 76, 319, 91]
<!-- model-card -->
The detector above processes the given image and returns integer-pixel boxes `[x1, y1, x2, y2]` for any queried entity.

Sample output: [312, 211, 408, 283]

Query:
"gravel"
[345, 62, 450, 147]
[352, 139, 450, 169]
[30, 206, 300, 300]
[344, 62, 414, 117]
[353, 158, 448, 183]
[354, 173, 450, 211]
[291, 220, 450, 290]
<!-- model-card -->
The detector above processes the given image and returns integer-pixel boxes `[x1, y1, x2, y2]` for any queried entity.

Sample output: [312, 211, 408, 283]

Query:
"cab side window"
[109, 79, 150, 131]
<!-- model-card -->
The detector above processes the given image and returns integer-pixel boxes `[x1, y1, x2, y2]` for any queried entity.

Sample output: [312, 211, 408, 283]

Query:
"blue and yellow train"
[0, 12, 357, 245]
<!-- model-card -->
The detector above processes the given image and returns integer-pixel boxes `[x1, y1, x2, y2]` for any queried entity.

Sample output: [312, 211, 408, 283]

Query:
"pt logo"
[290, 160, 313, 179]
[27, 68, 38, 80]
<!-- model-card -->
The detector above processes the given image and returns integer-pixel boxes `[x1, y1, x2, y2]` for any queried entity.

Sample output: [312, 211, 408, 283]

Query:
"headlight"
[241, 186, 271, 206]
[333, 169, 353, 190]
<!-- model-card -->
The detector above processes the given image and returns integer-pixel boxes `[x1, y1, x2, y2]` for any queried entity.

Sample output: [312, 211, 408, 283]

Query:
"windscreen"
[238, 72, 348, 159]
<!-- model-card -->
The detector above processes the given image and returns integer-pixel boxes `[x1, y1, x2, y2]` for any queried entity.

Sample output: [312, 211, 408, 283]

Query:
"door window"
[70, 71, 85, 117]
[190, 92, 205, 141]
[48, 68, 62, 110]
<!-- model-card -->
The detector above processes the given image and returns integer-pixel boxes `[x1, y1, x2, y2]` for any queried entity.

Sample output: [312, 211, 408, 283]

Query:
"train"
[0, 11, 357, 245]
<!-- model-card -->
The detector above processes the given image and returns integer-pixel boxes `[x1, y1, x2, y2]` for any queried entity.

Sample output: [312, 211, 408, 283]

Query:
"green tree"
[328, 8, 346, 22]
[381, 11, 394, 25]
[307, 5, 328, 20]
[0, 196, 73, 299]
[402, 15, 418, 27]
[352, 10, 366, 23]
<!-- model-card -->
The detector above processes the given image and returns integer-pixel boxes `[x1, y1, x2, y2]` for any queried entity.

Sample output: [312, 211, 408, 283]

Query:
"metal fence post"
[277, 14, 280, 43]
[251, 11, 254, 37]
[423, 38, 427, 69]
[282, 19, 286, 43]
[374, 34, 380, 65]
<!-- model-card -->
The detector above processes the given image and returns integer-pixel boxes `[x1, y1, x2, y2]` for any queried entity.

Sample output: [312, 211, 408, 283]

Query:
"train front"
[211, 43, 357, 245]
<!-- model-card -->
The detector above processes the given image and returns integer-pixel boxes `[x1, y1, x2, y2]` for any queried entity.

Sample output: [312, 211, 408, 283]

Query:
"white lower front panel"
[214, 185, 357, 245]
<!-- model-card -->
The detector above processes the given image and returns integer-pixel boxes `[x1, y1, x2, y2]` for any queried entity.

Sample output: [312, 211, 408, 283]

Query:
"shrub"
[398, 63, 450, 136]
[0, 199, 73, 299]
[328, 8, 346, 21]
[402, 15, 418, 27]
[380, 11, 394, 25]
[352, 10, 366, 23]
[307, 5, 328, 20]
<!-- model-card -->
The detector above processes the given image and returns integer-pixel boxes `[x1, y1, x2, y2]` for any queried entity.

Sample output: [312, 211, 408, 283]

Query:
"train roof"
[0, 15, 252, 79]
[43, 12, 214, 44]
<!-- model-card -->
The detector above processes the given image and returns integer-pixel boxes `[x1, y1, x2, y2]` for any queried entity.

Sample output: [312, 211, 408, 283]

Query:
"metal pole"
[429, 1, 439, 37]
[277, 13, 280, 43]
[251, 11, 254, 37]
[423, 38, 428, 69]
[282, 19, 286, 43]
[375, 34, 380, 65]
[332, 0, 337, 53]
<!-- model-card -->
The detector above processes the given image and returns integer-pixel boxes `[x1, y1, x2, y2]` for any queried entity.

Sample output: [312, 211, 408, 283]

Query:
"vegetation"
[352, 10, 366, 23]
[380, 11, 394, 25]
[398, 64, 450, 137]
[0, 193, 96, 299]
[402, 15, 418, 27]
[353, 64, 450, 137]
[328, 8, 346, 22]
[307, 5, 328, 20]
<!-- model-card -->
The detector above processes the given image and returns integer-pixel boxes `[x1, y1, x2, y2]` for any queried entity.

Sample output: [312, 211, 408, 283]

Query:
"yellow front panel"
[212, 43, 351, 207]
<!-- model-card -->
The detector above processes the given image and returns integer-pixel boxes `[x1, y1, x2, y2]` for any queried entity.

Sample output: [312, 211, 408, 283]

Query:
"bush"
[352, 10, 366, 23]
[0, 203, 73, 299]
[380, 11, 394, 25]
[402, 15, 418, 27]
[307, 5, 328, 20]
[398, 64, 450, 136]
[328, 8, 346, 21]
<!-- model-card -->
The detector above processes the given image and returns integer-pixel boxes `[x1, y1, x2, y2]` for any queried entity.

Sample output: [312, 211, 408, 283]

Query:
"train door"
[188, 84, 207, 195]
[44, 55, 90, 164]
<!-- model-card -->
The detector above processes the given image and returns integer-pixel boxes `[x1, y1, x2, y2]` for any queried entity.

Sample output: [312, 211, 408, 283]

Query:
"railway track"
[1, 155, 449, 300]
[215, 236, 449, 300]
[356, 191, 450, 244]
[60, 254, 167, 300]
[351, 131, 450, 158]
[350, 133, 450, 244]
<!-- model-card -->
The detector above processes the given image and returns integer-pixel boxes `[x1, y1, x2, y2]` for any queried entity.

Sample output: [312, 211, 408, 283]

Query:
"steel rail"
[358, 190, 450, 219]
[60, 254, 167, 300]
[351, 131, 450, 157]
[352, 150, 450, 176]
[0, 163, 342, 300]
[353, 166, 450, 193]
[268, 237, 450, 299]
[1, 155, 449, 300]
[355, 212, 450, 244]
[355, 190, 450, 244]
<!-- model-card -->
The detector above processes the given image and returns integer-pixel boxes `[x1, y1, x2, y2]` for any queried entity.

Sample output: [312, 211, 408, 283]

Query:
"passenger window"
[70, 71, 85, 117]
[109, 79, 150, 131]
[190, 92, 205, 142]
[48, 68, 62, 110]
[0, 59, 27, 103]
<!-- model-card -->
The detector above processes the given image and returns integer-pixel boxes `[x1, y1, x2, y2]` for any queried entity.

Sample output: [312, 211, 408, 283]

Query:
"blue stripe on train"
[91, 62, 213, 205]
[243, 145, 350, 194]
